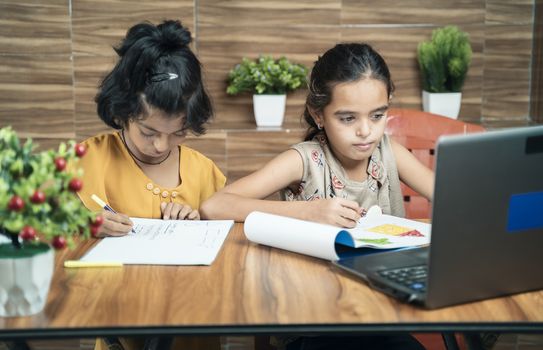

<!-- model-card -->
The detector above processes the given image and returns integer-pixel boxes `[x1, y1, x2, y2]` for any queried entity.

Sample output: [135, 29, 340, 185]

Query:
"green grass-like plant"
[227, 56, 308, 95]
[417, 26, 472, 93]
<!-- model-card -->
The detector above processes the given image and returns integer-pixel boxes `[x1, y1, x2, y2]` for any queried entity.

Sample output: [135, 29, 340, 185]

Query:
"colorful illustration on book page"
[367, 224, 425, 237]
[358, 238, 391, 245]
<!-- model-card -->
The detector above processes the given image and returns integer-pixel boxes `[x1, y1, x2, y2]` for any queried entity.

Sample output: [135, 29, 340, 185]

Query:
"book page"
[81, 218, 234, 265]
[345, 207, 431, 249]
[244, 211, 341, 260]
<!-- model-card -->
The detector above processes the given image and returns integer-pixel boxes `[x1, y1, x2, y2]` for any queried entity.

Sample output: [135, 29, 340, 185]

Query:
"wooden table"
[1, 223, 543, 340]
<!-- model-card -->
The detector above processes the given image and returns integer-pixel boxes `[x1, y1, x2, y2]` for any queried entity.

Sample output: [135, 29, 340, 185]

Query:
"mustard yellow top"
[77, 132, 226, 218]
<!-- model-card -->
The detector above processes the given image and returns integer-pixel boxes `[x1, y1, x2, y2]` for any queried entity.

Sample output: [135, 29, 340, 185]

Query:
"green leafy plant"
[417, 26, 472, 93]
[0, 126, 101, 254]
[226, 56, 308, 95]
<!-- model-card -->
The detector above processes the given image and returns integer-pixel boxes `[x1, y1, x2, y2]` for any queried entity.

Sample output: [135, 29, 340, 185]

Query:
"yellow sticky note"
[367, 224, 413, 236]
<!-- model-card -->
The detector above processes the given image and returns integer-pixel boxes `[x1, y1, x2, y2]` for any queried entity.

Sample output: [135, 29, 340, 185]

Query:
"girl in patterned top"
[202, 43, 433, 228]
[204, 43, 430, 350]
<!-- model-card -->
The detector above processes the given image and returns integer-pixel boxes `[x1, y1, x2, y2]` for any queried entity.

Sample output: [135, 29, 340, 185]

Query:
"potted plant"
[0, 126, 101, 317]
[226, 56, 308, 127]
[417, 25, 472, 119]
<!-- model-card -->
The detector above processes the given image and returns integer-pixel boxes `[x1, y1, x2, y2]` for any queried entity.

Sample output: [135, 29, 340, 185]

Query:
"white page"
[348, 208, 431, 249]
[244, 211, 342, 260]
[81, 218, 234, 265]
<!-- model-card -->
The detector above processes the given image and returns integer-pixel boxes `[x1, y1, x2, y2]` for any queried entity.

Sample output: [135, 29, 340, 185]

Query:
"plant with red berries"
[0, 126, 100, 253]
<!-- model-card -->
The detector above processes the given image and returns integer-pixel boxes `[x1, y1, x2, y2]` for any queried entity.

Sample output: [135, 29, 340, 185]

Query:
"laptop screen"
[426, 125, 543, 308]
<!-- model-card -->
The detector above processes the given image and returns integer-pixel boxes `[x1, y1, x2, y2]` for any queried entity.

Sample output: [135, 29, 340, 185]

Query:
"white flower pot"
[253, 94, 286, 127]
[0, 243, 54, 317]
[422, 90, 462, 119]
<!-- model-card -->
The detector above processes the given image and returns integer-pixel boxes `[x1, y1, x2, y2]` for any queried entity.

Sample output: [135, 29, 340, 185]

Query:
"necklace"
[120, 130, 171, 165]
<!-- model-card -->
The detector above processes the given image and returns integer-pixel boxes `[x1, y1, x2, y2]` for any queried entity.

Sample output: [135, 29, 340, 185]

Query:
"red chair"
[386, 108, 485, 219]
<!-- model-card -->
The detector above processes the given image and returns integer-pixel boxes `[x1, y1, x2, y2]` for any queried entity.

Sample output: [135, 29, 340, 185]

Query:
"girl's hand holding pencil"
[96, 210, 134, 237]
[91, 194, 134, 237]
[304, 198, 361, 229]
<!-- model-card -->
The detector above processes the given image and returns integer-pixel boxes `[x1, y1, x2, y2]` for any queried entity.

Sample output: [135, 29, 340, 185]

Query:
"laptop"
[333, 125, 543, 309]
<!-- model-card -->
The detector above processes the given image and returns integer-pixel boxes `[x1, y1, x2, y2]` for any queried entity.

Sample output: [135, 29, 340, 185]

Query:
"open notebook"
[244, 206, 430, 260]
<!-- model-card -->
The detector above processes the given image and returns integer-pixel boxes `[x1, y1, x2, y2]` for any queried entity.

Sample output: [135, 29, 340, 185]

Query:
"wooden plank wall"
[531, 0, 543, 123]
[0, 0, 535, 181]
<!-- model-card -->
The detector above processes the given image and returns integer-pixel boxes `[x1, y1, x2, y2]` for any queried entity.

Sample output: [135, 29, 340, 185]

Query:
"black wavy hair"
[303, 43, 394, 141]
[95, 19, 212, 135]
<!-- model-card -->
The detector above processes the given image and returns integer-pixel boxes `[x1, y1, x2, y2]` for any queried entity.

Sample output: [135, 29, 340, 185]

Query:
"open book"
[244, 206, 430, 260]
[81, 218, 234, 265]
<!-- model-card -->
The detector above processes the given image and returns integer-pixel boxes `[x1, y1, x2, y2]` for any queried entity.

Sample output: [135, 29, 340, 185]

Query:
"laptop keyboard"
[378, 265, 427, 293]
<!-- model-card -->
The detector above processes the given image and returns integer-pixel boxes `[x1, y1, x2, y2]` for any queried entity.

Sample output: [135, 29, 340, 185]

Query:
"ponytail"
[96, 19, 212, 134]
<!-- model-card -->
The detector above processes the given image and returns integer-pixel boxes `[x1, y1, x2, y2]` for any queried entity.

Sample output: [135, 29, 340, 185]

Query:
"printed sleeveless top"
[281, 133, 405, 217]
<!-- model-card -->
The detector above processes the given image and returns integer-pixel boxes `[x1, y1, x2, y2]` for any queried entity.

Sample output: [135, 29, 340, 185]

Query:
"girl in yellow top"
[78, 19, 225, 238]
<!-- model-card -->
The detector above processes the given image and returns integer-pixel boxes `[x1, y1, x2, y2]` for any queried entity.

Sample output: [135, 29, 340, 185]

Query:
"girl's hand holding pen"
[90, 194, 134, 236]
[94, 209, 134, 237]
[306, 198, 361, 228]
[161, 202, 200, 220]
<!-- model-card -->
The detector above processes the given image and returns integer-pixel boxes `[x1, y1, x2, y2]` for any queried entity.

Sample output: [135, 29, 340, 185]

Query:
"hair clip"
[149, 72, 179, 83]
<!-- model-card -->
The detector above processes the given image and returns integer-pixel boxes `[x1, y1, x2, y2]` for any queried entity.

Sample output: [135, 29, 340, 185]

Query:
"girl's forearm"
[200, 192, 310, 222]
